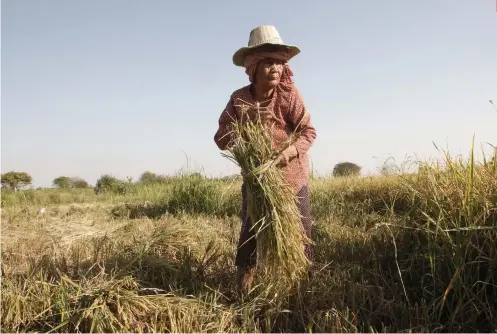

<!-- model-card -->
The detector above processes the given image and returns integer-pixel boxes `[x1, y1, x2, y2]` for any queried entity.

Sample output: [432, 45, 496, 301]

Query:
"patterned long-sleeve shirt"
[214, 82, 317, 194]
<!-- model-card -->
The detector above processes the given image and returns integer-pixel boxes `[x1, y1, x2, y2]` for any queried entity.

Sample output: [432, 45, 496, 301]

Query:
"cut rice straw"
[220, 98, 313, 286]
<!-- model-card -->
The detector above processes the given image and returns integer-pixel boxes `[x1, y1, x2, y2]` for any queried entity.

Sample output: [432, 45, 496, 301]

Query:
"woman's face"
[255, 58, 284, 88]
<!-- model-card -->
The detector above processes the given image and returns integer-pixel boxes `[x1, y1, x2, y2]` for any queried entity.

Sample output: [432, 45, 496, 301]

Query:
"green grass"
[1, 145, 496, 332]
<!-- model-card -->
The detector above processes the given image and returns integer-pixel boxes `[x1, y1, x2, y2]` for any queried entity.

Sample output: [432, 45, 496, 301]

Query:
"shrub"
[332, 162, 361, 177]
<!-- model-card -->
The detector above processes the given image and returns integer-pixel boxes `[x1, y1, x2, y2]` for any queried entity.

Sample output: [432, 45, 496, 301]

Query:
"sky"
[1, 0, 496, 188]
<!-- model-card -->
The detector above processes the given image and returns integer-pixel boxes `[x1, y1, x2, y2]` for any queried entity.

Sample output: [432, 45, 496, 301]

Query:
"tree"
[332, 162, 361, 177]
[71, 177, 89, 188]
[139, 171, 160, 184]
[95, 174, 120, 192]
[53, 176, 89, 189]
[94, 174, 132, 194]
[139, 171, 170, 184]
[53, 176, 72, 189]
[1, 171, 33, 191]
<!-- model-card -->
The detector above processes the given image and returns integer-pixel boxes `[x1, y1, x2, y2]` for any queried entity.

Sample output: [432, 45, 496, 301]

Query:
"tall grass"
[395, 142, 497, 329]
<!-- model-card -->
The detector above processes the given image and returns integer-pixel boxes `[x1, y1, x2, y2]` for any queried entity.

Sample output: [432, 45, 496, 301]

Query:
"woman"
[214, 25, 317, 293]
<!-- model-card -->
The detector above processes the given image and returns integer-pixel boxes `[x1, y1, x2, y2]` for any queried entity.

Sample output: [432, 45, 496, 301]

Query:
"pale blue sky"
[2, 0, 496, 187]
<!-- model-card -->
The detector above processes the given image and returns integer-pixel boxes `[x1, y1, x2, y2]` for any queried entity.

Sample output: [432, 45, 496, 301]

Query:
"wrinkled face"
[254, 58, 284, 88]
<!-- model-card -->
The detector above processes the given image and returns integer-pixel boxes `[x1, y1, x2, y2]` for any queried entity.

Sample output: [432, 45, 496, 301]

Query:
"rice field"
[1, 147, 496, 333]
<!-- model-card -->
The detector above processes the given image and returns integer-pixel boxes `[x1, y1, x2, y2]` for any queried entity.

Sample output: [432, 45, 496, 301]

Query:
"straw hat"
[232, 25, 300, 67]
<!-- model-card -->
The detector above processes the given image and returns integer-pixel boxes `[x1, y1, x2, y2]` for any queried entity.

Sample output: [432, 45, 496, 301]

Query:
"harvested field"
[1, 150, 496, 332]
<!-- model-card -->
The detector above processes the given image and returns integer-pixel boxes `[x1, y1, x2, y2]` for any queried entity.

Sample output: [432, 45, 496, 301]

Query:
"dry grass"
[1, 143, 496, 332]
[220, 101, 312, 288]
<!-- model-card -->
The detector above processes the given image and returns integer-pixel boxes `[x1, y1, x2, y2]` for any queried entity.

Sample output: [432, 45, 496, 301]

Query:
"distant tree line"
[3, 151, 495, 193]
[0, 164, 362, 192]
[0, 170, 174, 194]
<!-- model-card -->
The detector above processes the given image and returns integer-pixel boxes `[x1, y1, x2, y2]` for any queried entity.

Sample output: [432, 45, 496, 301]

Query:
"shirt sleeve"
[214, 96, 238, 150]
[287, 87, 317, 157]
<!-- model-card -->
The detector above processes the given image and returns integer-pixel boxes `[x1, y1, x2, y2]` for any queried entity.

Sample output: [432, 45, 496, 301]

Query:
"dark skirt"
[235, 183, 313, 268]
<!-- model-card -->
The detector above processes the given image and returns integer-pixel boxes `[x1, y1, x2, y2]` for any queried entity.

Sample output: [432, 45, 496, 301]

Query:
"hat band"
[250, 36, 284, 47]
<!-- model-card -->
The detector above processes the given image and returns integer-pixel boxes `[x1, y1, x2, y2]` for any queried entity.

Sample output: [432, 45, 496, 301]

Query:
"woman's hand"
[271, 145, 298, 168]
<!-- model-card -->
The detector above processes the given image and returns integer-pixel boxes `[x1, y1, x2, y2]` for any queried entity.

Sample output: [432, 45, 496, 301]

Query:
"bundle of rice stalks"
[221, 100, 312, 285]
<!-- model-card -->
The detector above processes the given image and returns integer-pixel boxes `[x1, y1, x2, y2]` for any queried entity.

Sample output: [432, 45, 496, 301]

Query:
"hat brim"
[232, 43, 300, 67]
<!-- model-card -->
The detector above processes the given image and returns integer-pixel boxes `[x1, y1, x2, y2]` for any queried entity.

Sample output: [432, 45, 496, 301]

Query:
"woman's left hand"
[271, 145, 298, 168]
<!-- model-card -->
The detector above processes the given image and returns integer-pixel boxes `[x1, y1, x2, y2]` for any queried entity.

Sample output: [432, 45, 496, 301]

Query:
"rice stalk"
[1, 268, 240, 333]
[220, 99, 312, 286]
